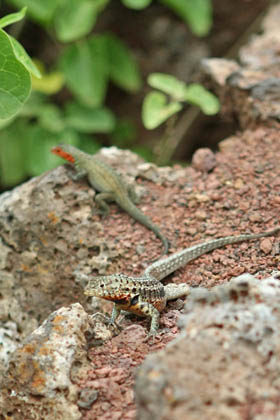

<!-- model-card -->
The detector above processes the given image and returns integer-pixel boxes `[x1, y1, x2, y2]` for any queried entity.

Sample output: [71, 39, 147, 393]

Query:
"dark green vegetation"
[0, 0, 214, 187]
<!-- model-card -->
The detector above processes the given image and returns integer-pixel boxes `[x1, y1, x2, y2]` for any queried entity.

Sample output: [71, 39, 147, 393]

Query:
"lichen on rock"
[0, 303, 91, 420]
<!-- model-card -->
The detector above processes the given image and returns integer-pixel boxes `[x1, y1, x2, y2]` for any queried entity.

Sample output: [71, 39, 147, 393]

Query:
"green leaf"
[19, 92, 46, 117]
[147, 73, 188, 102]
[65, 102, 115, 133]
[183, 83, 220, 115]
[38, 104, 65, 133]
[54, 0, 109, 42]
[106, 34, 142, 92]
[9, 36, 41, 78]
[160, 0, 212, 36]
[0, 122, 27, 186]
[32, 69, 64, 94]
[121, 0, 152, 9]
[60, 36, 109, 107]
[7, 0, 58, 22]
[142, 91, 182, 129]
[0, 29, 31, 120]
[0, 6, 27, 28]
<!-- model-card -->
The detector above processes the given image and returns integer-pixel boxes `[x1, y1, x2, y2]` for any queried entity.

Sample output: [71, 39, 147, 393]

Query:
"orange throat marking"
[51, 147, 75, 164]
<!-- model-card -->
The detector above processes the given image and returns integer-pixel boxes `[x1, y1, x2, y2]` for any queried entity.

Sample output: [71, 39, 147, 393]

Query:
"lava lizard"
[79, 226, 279, 335]
[52, 144, 168, 255]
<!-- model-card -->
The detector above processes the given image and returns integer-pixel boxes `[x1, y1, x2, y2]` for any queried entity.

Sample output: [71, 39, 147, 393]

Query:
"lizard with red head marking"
[52, 144, 169, 256]
[80, 227, 280, 335]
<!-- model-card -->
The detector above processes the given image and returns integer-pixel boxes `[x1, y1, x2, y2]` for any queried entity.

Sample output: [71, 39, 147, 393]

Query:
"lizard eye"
[130, 295, 139, 306]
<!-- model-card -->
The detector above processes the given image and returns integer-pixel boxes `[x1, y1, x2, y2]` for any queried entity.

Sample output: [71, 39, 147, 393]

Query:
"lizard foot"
[90, 312, 122, 333]
[143, 330, 164, 344]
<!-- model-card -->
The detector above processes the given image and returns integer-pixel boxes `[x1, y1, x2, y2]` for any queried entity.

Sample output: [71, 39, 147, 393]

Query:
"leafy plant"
[159, 0, 212, 36]
[0, 7, 40, 121]
[0, 0, 213, 187]
[143, 73, 219, 129]
[142, 73, 219, 164]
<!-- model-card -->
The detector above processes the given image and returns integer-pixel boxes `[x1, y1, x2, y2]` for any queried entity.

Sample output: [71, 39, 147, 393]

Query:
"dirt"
[77, 128, 280, 419]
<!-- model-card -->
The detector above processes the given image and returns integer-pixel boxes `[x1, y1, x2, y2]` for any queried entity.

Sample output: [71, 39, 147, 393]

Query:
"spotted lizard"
[79, 227, 279, 335]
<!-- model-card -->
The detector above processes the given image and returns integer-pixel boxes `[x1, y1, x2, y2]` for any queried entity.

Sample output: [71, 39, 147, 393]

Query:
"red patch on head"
[51, 146, 75, 164]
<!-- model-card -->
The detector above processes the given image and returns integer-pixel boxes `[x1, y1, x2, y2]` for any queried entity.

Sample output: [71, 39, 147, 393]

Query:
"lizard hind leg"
[111, 300, 161, 336]
[95, 192, 115, 216]
[164, 283, 190, 301]
[127, 184, 140, 204]
[132, 300, 161, 335]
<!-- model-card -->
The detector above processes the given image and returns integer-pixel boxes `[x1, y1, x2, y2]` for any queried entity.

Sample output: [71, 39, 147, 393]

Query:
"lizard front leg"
[149, 307, 161, 336]
[109, 304, 121, 324]
[70, 167, 87, 181]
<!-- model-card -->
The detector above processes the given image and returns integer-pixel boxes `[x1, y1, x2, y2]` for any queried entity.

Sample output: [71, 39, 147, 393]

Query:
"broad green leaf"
[106, 34, 142, 92]
[60, 36, 109, 107]
[54, 0, 109, 42]
[0, 29, 31, 120]
[183, 83, 220, 115]
[121, 0, 152, 9]
[65, 102, 115, 133]
[7, 0, 58, 22]
[148, 73, 188, 102]
[9, 36, 41, 78]
[38, 104, 65, 133]
[142, 91, 182, 129]
[0, 122, 27, 186]
[0, 6, 27, 28]
[160, 0, 212, 36]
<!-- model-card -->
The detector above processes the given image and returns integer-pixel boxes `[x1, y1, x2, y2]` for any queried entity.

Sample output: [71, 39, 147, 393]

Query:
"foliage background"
[0, 0, 215, 187]
[0, 0, 267, 188]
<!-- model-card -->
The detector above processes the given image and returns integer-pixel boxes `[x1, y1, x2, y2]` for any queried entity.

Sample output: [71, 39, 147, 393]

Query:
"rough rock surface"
[0, 130, 280, 418]
[0, 303, 91, 420]
[136, 272, 280, 420]
[0, 3, 280, 419]
[201, 3, 280, 129]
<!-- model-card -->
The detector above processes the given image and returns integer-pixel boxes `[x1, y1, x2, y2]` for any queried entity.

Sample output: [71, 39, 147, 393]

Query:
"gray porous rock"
[136, 272, 280, 420]
[0, 303, 91, 420]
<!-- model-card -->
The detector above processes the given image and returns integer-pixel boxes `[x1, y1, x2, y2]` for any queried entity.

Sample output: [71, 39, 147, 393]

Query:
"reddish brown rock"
[192, 148, 217, 172]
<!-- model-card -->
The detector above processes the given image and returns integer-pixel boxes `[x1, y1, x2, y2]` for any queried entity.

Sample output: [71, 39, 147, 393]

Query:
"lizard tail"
[116, 196, 169, 255]
[145, 226, 280, 281]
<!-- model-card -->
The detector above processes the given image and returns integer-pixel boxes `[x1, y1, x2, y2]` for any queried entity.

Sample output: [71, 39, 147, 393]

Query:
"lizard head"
[51, 144, 76, 163]
[83, 273, 138, 302]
